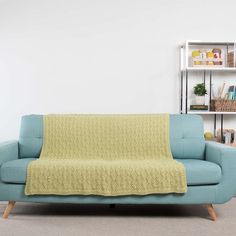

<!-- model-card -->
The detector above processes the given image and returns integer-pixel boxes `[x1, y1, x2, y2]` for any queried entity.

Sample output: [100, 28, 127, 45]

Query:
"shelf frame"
[180, 40, 236, 142]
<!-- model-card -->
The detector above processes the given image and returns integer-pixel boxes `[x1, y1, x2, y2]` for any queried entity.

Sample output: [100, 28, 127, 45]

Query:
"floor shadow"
[8, 203, 209, 219]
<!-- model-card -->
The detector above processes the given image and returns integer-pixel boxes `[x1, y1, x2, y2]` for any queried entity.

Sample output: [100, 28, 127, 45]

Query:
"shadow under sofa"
[0, 114, 236, 221]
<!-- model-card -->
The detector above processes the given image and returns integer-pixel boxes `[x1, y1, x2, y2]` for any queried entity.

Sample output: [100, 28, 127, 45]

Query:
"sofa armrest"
[205, 141, 236, 203]
[0, 141, 19, 166]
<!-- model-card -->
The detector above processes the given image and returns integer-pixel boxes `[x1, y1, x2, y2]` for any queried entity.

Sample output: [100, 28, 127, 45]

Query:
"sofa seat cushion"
[0, 158, 222, 186]
[176, 159, 221, 185]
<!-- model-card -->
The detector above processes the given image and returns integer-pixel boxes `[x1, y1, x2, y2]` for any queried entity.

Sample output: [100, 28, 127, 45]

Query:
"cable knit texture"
[25, 114, 187, 196]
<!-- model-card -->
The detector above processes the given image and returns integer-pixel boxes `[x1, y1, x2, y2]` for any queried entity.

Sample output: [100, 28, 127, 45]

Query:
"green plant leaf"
[193, 83, 207, 96]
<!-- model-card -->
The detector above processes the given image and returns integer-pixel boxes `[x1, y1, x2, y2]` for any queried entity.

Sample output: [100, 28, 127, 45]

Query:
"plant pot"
[195, 95, 205, 105]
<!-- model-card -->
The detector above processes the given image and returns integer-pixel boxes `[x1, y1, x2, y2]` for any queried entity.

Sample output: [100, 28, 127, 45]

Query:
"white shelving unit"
[180, 40, 236, 141]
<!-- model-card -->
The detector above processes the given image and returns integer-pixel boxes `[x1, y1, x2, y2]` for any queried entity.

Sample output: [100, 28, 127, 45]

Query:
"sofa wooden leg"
[3, 201, 15, 219]
[205, 204, 217, 221]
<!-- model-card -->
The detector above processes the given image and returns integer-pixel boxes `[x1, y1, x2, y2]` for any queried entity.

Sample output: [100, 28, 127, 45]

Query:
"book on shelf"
[228, 85, 236, 100]
[190, 105, 208, 110]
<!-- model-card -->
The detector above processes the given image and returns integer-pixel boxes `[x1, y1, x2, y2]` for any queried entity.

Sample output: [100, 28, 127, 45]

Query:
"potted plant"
[194, 83, 207, 105]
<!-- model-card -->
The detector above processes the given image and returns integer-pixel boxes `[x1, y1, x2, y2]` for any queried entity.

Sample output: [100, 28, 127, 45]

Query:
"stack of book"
[190, 105, 208, 110]
[228, 86, 236, 100]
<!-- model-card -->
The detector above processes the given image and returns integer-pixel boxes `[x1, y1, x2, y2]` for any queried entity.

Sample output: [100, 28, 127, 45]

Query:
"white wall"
[0, 0, 236, 141]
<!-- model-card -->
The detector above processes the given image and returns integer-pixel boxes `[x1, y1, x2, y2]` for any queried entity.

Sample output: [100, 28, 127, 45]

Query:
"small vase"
[195, 95, 205, 105]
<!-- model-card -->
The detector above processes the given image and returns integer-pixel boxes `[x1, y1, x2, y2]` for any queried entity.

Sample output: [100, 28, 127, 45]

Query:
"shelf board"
[187, 111, 236, 115]
[186, 41, 235, 46]
[193, 58, 223, 62]
[185, 67, 236, 72]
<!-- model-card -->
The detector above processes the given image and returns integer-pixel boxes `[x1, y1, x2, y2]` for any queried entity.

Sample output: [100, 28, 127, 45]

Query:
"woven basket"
[210, 99, 236, 112]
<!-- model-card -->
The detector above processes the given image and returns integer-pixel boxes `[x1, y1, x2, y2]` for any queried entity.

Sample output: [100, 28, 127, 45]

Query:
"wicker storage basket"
[210, 99, 236, 112]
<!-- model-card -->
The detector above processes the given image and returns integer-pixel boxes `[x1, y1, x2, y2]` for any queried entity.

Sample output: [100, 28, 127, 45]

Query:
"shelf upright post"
[180, 71, 183, 114]
[180, 46, 184, 114]
[185, 41, 189, 70]
[226, 44, 229, 67]
[203, 70, 206, 86]
[209, 71, 212, 110]
[221, 114, 224, 143]
[184, 41, 189, 114]
[185, 70, 188, 114]
[214, 114, 216, 137]
[234, 42, 236, 68]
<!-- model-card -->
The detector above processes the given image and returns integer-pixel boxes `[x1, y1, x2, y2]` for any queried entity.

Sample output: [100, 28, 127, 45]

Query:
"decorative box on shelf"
[227, 51, 235, 67]
[210, 99, 236, 112]
[181, 41, 236, 71]
[229, 143, 236, 147]
[192, 58, 224, 68]
[191, 47, 225, 68]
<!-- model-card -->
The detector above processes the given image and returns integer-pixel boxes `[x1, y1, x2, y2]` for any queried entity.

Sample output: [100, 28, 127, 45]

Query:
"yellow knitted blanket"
[25, 114, 187, 196]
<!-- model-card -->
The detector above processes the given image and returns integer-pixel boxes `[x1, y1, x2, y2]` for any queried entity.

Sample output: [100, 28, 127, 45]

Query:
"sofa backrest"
[19, 114, 205, 159]
[19, 115, 43, 158]
[169, 114, 205, 159]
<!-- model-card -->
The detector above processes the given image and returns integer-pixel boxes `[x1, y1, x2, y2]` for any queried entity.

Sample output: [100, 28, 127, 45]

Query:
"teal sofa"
[1, 114, 236, 220]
